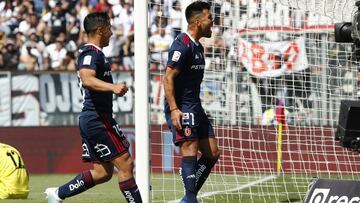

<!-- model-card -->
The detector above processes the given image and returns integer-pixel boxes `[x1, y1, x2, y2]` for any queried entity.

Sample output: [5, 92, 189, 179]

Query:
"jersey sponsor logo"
[190, 65, 205, 70]
[83, 55, 92, 65]
[94, 144, 111, 157]
[69, 179, 84, 191]
[172, 51, 181, 62]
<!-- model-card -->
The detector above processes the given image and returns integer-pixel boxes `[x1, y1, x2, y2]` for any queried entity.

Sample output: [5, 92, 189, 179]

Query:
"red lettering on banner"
[250, 43, 267, 73]
[239, 41, 247, 64]
[283, 41, 299, 71]
[267, 53, 281, 70]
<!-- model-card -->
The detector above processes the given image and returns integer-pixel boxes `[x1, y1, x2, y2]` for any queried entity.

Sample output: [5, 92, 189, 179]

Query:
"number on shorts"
[182, 112, 195, 126]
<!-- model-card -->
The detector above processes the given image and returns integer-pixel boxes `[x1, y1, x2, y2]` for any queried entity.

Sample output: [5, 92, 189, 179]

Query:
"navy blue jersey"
[77, 44, 113, 113]
[165, 33, 205, 111]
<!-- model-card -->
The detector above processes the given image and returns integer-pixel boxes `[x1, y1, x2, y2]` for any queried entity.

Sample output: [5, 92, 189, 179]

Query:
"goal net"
[148, 0, 360, 202]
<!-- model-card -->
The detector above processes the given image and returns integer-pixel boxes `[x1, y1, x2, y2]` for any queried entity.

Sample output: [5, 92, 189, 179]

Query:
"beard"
[203, 29, 212, 38]
[200, 24, 212, 38]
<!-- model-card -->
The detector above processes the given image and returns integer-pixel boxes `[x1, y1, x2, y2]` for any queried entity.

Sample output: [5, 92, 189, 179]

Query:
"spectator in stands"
[18, 0, 36, 15]
[75, 0, 91, 44]
[220, 0, 232, 28]
[151, 15, 172, 36]
[149, 27, 173, 70]
[0, 50, 3, 70]
[202, 26, 225, 70]
[149, 4, 161, 29]
[76, 0, 91, 28]
[1, 0, 137, 71]
[43, 33, 67, 70]
[0, 1, 17, 32]
[18, 12, 37, 34]
[121, 29, 134, 70]
[44, 1, 67, 41]
[19, 32, 43, 71]
[2, 41, 20, 71]
[94, 0, 112, 13]
[117, 2, 134, 38]
[123, 30, 134, 57]
[212, 0, 222, 26]
[63, 51, 76, 71]
[0, 31, 4, 70]
[67, 10, 81, 42]
[169, 0, 182, 38]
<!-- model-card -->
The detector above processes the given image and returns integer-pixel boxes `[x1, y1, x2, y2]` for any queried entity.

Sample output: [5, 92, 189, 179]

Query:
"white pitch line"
[167, 175, 278, 203]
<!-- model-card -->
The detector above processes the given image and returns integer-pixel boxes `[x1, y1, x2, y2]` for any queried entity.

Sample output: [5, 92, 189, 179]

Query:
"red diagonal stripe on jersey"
[99, 114, 122, 153]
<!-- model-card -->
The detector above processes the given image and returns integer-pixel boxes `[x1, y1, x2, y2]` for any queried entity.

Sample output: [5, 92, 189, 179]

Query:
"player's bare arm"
[79, 68, 128, 97]
[164, 66, 183, 130]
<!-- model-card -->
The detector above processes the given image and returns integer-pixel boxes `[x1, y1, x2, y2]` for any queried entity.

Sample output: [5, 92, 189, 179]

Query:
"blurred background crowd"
[0, 0, 233, 72]
[0, 0, 136, 71]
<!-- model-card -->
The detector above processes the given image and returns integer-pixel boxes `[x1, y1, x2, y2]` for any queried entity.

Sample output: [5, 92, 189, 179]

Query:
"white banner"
[238, 37, 308, 77]
[0, 74, 11, 126]
[12, 75, 40, 126]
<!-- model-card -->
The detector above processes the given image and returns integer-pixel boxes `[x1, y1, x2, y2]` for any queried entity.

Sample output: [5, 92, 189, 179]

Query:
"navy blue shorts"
[165, 105, 215, 146]
[79, 112, 129, 163]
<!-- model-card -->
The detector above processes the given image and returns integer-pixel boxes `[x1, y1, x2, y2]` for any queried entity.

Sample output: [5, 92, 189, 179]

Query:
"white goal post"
[134, 1, 150, 203]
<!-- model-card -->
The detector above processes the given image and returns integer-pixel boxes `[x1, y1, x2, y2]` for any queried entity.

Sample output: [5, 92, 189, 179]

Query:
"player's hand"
[113, 83, 128, 97]
[171, 109, 183, 131]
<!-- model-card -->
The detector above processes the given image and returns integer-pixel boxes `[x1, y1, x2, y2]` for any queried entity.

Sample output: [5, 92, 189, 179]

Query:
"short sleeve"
[77, 50, 100, 70]
[167, 40, 190, 72]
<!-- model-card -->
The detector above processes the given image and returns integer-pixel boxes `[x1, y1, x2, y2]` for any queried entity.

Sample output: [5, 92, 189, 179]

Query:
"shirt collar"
[184, 32, 199, 46]
[86, 43, 102, 51]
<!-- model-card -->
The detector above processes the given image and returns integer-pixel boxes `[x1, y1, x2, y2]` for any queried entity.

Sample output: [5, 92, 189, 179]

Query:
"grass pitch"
[1, 174, 126, 203]
[1, 173, 312, 203]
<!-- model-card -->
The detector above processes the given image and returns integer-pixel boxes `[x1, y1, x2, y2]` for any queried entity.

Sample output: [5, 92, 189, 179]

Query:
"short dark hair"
[83, 12, 110, 35]
[185, 1, 211, 23]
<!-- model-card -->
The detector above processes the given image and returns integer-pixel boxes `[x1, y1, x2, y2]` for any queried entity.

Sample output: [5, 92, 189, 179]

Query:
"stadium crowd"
[0, 0, 137, 71]
[0, 0, 232, 72]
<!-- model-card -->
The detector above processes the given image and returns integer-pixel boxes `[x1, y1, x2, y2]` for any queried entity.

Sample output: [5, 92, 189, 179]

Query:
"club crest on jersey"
[184, 126, 191, 137]
[172, 51, 181, 62]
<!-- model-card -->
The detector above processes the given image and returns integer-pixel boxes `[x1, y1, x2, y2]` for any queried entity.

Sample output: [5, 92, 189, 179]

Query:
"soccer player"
[44, 12, 142, 203]
[0, 143, 29, 199]
[163, 1, 220, 203]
